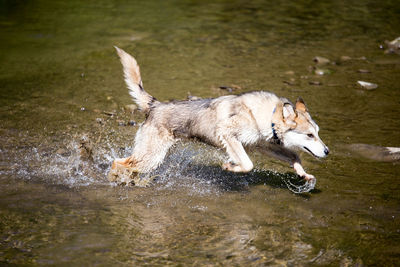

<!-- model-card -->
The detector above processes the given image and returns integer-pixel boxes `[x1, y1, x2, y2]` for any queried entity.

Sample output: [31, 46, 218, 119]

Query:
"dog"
[108, 47, 329, 186]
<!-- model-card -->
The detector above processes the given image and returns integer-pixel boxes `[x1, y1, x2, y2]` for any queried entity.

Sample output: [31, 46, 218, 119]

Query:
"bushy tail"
[114, 46, 158, 114]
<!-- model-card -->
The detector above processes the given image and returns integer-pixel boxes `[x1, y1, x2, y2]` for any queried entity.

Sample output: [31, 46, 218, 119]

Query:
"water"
[1, 0, 400, 265]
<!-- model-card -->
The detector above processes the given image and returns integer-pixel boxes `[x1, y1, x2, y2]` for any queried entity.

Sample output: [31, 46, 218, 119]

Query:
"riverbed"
[1, 0, 399, 265]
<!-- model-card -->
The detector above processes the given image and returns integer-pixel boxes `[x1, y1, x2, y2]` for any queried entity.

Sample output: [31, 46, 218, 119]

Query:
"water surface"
[1, 0, 400, 265]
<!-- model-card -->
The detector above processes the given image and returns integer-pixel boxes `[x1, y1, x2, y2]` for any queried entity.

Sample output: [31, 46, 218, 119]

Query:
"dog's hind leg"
[221, 136, 254, 172]
[108, 124, 175, 186]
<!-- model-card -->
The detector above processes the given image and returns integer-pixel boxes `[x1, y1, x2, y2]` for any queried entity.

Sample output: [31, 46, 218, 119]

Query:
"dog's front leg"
[293, 162, 315, 181]
[221, 136, 254, 172]
[254, 143, 315, 181]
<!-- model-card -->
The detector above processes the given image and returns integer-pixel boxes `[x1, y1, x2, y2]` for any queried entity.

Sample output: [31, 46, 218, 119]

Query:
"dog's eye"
[307, 134, 314, 138]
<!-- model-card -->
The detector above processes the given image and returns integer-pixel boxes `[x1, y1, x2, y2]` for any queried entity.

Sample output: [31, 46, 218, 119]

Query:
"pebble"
[56, 148, 70, 157]
[187, 92, 202, 101]
[357, 81, 378, 90]
[103, 111, 116, 117]
[384, 37, 400, 55]
[79, 135, 93, 160]
[124, 104, 138, 113]
[117, 120, 127, 126]
[283, 78, 297, 86]
[219, 84, 241, 93]
[340, 56, 352, 62]
[309, 81, 322, 86]
[357, 69, 371, 73]
[313, 56, 330, 65]
[314, 68, 331, 75]
[285, 70, 295, 75]
[347, 144, 400, 162]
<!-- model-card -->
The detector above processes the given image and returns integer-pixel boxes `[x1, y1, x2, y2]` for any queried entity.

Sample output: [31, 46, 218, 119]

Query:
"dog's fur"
[108, 47, 329, 185]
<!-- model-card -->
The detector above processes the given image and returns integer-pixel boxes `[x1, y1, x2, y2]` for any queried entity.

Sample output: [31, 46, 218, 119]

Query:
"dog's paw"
[222, 162, 249, 172]
[222, 162, 238, 171]
[107, 161, 139, 186]
[302, 173, 315, 181]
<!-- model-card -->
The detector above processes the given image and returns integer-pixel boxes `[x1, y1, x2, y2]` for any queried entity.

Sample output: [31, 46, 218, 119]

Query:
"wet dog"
[108, 47, 329, 186]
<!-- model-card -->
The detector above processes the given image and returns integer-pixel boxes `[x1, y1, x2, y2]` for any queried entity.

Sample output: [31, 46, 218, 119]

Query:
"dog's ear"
[283, 103, 297, 129]
[283, 103, 295, 119]
[295, 97, 307, 112]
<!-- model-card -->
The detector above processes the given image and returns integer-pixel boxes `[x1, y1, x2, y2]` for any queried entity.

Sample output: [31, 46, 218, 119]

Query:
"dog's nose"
[324, 147, 330, 155]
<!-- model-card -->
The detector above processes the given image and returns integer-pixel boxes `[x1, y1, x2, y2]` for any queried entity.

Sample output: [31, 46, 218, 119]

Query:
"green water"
[1, 0, 400, 265]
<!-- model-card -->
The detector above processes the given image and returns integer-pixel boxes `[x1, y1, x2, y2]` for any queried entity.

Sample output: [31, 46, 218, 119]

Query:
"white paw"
[303, 173, 315, 181]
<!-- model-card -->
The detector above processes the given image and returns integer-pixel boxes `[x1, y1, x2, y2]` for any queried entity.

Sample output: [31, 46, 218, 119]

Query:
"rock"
[128, 120, 136, 126]
[187, 92, 202, 101]
[283, 78, 298, 86]
[357, 69, 371, 73]
[103, 111, 116, 117]
[96, 118, 104, 124]
[107, 160, 152, 186]
[347, 144, 400, 162]
[384, 37, 400, 55]
[219, 84, 241, 93]
[309, 81, 322, 86]
[357, 81, 378, 90]
[79, 135, 93, 160]
[117, 120, 126, 126]
[314, 68, 331, 75]
[56, 148, 70, 157]
[313, 56, 330, 65]
[124, 104, 138, 113]
[340, 56, 352, 62]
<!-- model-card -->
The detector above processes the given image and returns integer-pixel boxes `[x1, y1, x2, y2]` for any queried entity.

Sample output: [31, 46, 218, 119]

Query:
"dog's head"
[273, 98, 329, 158]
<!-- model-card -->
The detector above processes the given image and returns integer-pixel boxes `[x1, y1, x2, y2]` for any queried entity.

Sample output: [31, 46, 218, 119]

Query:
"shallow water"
[1, 0, 400, 265]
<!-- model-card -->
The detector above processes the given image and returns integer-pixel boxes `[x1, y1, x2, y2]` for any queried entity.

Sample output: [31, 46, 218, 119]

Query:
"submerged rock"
[357, 81, 378, 90]
[313, 56, 330, 65]
[219, 84, 241, 93]
[124, 104, 138, 113]
[357, 69, 371, 73]
[128, 120, 137, 126]
[309, 81, 322, 86]
[314, 68, 331, 75]
[285, 70, 295, 75]
[103, 111, 117, 117]
[117, 120, 127, 126]
[347, 144, 400, 162]
[384, 37, 400, 55]
[79, 135, 93, 160]
[340, 56, 352, 62]
[107, 162, 152, 187]
[283, 78, 298, 86]
[96, 118, 104, 124]
[187, 92, 202, 101]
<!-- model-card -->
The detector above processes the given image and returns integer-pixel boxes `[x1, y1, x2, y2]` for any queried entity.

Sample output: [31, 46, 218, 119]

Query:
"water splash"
[1, 129, 311, 193]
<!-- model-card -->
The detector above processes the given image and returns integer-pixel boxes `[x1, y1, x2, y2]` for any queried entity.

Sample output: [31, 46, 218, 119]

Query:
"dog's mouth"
[303, 146, 319, 158]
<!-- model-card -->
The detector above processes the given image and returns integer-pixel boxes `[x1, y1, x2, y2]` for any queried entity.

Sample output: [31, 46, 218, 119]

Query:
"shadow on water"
[144, 143, 319, 196]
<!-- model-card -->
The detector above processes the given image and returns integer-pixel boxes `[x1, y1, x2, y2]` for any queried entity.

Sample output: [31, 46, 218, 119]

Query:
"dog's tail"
[114, 46, 158, 114]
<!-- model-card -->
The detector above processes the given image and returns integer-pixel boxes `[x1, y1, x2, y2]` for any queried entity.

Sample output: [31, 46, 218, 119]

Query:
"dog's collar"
[271, 107, 282, 145]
